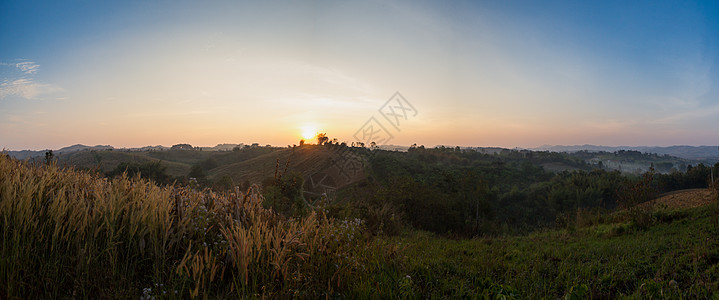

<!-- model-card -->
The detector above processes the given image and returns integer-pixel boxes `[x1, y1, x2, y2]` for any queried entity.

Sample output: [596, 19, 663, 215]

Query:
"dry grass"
[645, 189, 716, 210]
[0, 154, 375, 298]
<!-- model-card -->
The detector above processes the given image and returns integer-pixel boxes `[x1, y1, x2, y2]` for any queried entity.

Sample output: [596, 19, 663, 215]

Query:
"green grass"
[361, 206, 719, 299]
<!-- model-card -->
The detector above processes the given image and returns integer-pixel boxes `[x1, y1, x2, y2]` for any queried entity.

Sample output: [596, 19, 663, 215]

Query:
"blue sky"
[1, 0, 718, 150]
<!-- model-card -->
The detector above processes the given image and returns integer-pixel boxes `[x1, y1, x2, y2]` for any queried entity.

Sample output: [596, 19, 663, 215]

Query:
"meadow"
[1, 153, 718, 298]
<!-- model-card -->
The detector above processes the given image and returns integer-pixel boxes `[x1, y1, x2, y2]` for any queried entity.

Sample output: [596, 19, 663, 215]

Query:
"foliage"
[618, 168, 657, 229]
[336, 147, 715, 237]
[316, 133, 328, 145]
[654, 163, 713, 191]
[261, 160, 309, 217]
[359, 149, 625, 236]
[106, 161, 173, 185]
[171, 144, 194, 150]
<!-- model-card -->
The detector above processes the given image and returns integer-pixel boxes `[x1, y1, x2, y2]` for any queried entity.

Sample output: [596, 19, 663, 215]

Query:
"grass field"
[373, 204, 718, 298]
[1, 154, 718, 298]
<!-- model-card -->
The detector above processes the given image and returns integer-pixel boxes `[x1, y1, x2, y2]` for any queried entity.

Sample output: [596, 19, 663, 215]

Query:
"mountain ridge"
[531, 144, 719, 161]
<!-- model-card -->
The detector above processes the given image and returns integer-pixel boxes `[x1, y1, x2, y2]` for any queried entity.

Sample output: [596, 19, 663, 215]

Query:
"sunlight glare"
[301, 125, 318, 140]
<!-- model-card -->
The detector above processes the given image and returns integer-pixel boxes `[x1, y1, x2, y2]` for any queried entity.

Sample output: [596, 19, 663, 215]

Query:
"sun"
[301, 125, 318, 141]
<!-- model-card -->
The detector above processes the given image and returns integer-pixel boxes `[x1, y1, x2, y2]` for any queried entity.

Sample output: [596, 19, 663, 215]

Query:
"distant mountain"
[3, 149, 47, 160]
[533, 145, 719, 161]
[56, 144, 114, 153]
[5, 144, 115, 160]
[125, 145, 169, 151]
[4, 143, 248, 160]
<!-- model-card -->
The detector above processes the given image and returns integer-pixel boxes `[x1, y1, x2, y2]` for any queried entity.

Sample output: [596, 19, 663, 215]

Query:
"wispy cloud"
[0, 78, 63, 99]
[0, 59, 62, 100]
[15, 61, 40, 74]
[1, 60, 39, 74]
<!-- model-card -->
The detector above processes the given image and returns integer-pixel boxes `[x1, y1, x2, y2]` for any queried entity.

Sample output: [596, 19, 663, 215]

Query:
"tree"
[188, 164, 207, 183]
[618, 167, 656, 229]
[171, 143, 193, 150]
[44, 150, 54, 165]
[262, 169, 308, 217]
[106, 161, 171, 184]
[317, 133, 328, 145]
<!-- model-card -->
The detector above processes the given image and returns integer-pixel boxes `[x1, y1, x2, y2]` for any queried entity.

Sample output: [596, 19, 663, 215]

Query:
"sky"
[1, 0, 718, 150]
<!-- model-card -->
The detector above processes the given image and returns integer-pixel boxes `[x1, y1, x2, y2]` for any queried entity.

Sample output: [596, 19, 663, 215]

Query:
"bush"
[106, 161, 171, 184]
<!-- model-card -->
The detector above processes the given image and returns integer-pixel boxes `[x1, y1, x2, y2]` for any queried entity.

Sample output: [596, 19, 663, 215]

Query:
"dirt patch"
[644, 189, 718, 210]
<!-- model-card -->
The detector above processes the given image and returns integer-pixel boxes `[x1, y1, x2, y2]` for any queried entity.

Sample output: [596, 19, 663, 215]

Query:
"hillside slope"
[56, 150, 193, 176]
[648, 189, 716, 210]
[208, 146, 367, 194]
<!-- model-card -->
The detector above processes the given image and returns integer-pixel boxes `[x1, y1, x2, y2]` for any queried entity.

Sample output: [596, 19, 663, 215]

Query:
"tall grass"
[0, 154, 380, 298]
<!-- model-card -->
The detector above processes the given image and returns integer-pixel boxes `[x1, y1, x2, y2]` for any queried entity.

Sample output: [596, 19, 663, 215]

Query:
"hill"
[41, 145, 366, 196]
[208, 145, 366, 195]
[3, 144, 114, 160]
[647, 189, 716, 210]
[57, 144, 114, 153]
[57, 150, 193, 176]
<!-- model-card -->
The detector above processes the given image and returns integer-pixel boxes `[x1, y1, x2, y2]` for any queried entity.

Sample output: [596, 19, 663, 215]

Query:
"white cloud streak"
[15, 61, 40, 74]
[0, 78, 63, 100]
[0, 60, 62, 100]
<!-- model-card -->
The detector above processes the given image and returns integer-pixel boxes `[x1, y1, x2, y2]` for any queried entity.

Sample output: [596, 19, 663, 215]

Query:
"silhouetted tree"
[317, 133, 328, 145]
[171, 143, 193, 150]
[44, 150, 54, 165]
